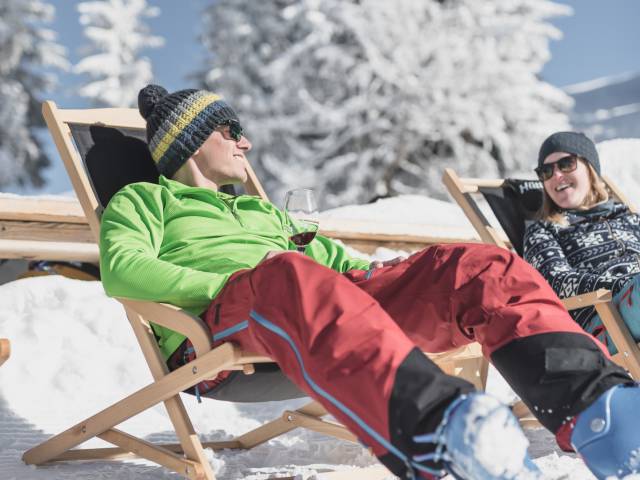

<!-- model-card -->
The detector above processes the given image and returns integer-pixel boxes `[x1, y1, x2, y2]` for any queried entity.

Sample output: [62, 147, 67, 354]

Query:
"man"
[100, 84, 640, 480]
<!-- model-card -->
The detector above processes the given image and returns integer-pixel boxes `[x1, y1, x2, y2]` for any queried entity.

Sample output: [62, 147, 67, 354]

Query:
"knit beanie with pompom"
[137, 84, 240, 178]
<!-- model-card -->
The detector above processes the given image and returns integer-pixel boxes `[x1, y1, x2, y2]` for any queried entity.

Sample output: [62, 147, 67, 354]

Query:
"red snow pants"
[181, 243, 630, 478]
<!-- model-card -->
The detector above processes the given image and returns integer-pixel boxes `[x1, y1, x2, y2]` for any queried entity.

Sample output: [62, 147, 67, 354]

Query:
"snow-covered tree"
[0, 0, 67, 188]
[75, 0, 164, 107]
[197, 0, 573, 207]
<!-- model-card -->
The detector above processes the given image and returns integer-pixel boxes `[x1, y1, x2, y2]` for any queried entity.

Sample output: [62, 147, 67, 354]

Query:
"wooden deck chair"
[443, 168, 640, 380]
[22, 101, 485, 480]
[0, 338, 9, 367]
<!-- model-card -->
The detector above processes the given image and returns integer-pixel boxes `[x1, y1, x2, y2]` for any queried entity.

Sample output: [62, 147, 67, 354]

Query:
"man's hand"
[259, 250, 300, 265]
[369, 256, 407, 270]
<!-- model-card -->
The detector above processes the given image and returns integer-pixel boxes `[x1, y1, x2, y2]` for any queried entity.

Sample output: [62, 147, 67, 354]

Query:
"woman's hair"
[538, 160, 609, 224]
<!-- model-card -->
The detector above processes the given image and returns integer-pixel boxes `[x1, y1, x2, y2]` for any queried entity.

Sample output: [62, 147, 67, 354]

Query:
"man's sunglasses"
[534, 154, 579, 181]
[217, 120, 244, 142]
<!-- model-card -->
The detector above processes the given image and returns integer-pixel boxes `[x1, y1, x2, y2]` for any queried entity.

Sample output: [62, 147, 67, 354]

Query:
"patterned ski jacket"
[523, 201, 640, 328]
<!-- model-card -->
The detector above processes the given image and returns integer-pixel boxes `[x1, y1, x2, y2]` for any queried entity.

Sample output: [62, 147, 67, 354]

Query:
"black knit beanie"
[537, 131, 600, 175]
[138, 84, 240, 178]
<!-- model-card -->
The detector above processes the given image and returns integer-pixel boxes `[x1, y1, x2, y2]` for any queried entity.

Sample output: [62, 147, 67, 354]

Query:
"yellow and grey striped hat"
[138, 84, 240, 178]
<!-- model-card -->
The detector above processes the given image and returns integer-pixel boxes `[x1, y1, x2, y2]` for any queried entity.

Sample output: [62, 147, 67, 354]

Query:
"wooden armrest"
[117, 298, 276, 370]
[116, 298, 213, 358]
[561, 289, 612, 311]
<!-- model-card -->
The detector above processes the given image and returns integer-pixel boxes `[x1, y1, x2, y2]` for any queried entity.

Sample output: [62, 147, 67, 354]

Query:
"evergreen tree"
[75, 0, 164, 107]
[197, 0, 573, 207]
[0, 0, 67, 188]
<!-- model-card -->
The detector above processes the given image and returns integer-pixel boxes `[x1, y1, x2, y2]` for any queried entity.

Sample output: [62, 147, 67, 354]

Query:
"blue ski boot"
[412, 392, 543, 480]
[572, 383, 640, 479]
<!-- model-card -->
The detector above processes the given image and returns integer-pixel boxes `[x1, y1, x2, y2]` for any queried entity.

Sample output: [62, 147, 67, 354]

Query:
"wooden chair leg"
[235, 400, 357, 449]
[22, 342, 240, 467]
[427, 343, 486, 390]
[159, 398, 217, 479]
[596, 302, 640, 379]
[511, 400, 542, 429]
[451, 356, 487, 391]
[125, 306, 217, 479]
[478, 357, 490, 390]
[99, 429, 211, 480]
[47, 401, 356, 464]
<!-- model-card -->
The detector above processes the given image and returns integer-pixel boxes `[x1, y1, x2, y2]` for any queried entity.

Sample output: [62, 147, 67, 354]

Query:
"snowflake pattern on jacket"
[523, 202, 640, 328]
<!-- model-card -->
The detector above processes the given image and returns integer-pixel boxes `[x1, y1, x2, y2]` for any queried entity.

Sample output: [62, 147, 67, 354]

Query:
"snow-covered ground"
[2, 138, 639, 479]
[0, 275, 594, 480]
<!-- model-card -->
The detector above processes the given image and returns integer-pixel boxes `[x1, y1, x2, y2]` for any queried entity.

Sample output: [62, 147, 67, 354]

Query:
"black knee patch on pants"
[491, 332, 631, 432]
[381, 347, 475, 477]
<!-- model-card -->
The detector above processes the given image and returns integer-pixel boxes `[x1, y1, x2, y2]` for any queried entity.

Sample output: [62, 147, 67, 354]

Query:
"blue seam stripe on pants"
[248, 309, 412, 467]
[182, 320, 250, 357]
[213, 320, 249, 342]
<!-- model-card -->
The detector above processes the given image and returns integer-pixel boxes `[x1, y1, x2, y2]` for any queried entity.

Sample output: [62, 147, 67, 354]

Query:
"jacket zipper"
[220, 196, 245, 227]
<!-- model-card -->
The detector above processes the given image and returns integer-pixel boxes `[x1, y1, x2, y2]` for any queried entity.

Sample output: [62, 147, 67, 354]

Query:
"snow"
[598, 138, 640, 208]
[0, 276, 595, 480]
[456, 394, 530, 478]
[322, 195, 469, 228]
[3, 137, 640, 478]
[320, 194, 481, 243]
[0, 275, 383, 479]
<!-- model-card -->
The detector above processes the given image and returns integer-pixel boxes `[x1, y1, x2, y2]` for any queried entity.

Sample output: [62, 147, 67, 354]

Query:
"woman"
[523, 131, 640, 354]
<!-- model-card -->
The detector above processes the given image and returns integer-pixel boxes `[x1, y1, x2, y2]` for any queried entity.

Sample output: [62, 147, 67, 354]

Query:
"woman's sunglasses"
[534, 154, 579, 181]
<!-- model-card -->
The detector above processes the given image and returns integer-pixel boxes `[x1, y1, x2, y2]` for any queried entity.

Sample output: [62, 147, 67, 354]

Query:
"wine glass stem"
[296, 246, 306, 253]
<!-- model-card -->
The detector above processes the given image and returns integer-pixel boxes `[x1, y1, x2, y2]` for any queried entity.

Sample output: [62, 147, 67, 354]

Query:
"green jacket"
[100, 175, 370, 359]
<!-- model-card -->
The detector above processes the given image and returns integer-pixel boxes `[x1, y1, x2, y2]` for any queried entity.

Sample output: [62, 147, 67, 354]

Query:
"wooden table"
[0, 195, 97, 262]
[0, 195, 488, 261]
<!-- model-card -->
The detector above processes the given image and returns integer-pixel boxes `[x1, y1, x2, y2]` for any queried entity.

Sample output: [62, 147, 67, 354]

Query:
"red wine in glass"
[289, 221, 319, 252]
[284, 189, 319, 253]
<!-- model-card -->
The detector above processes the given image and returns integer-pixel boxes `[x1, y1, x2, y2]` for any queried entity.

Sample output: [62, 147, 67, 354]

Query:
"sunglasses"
[217, 120, 244, 142]
[534, 154, 579, 181]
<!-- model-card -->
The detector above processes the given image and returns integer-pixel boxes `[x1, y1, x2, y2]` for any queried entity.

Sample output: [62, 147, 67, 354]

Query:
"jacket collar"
[158, 175, 236, 201]
[564, 200, 627, 225]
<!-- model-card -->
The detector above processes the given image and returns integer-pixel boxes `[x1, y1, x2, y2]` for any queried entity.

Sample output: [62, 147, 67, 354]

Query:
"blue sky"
[544, 0, 640, 87]
[25, 0, 640, 194]
[48, 0, 640, 103]
[50, 0, 208, 108]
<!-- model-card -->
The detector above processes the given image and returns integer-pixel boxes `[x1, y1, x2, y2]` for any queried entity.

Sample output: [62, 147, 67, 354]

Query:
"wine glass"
[284, 188, 320, 253]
